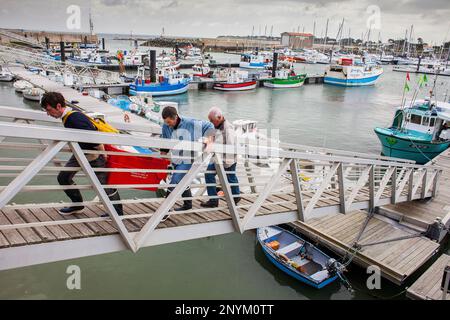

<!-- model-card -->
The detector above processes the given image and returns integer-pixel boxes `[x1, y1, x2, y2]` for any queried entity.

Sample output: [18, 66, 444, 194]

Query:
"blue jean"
[168, 163, 192, 192]
[205, 163, 240, 197]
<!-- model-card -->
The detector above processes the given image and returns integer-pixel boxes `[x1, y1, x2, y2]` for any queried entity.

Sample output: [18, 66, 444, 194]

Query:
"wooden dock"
[290, 211, 440, 285]
[290, 148, 450, 285]
[379, 149, 450, 241]
[406, 254, 450, 300]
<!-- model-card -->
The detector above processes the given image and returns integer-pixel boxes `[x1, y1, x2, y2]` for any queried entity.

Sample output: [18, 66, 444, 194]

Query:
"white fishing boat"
[13, 80, 33, 93]
[0, 66, 14, 82]
[393, 64, 450, 77]
[22, 87, 45, 102]
[192, 63, 211, 77]
[324, 57, 383, 87]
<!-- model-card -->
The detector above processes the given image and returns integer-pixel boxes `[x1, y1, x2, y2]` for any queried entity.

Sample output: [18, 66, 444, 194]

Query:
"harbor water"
[0, 43, 449, 299]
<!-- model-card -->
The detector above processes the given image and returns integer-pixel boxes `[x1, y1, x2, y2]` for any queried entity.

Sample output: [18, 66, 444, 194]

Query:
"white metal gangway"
[0, 44, 121, 85]
[0, 106, 443, 270]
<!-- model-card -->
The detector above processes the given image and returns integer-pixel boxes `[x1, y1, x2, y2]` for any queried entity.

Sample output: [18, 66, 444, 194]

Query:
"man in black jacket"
[41, 92, 123, 217]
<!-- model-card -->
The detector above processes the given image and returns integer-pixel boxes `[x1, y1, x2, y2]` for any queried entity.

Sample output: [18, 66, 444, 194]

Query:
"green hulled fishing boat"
[264, 69, 307, 88]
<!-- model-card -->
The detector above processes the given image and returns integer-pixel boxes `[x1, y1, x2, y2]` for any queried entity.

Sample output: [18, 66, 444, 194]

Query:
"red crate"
[105, 145, 170, 191]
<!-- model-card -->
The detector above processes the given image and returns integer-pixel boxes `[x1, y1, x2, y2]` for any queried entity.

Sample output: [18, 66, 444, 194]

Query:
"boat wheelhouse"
[239, 53, 270, 69]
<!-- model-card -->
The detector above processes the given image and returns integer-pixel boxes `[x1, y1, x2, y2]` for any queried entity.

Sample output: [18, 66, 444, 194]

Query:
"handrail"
[0, 120, 441, 169]
[0, 105, 420, 164]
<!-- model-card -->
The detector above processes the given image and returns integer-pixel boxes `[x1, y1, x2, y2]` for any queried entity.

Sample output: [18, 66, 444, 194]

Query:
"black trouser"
[57, 155, 123, 215]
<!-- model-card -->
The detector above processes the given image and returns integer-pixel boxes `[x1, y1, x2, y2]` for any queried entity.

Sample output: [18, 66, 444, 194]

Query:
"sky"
[1, 0, 449, 44]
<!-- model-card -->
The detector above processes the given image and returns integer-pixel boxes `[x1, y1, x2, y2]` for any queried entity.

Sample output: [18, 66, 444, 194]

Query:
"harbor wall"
[0, 28, 98, 45]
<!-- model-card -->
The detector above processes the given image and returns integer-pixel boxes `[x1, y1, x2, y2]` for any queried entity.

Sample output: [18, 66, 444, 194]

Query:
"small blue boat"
[374, 98, 450, 164]
[257, 226, 344, 289]
[129, 67, 190, 96]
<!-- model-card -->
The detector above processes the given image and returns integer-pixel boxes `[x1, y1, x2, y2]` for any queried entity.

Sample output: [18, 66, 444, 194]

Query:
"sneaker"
[234, 197, 241, 205]
[200, 200, 219, 208]
[59, 206, 84, 216]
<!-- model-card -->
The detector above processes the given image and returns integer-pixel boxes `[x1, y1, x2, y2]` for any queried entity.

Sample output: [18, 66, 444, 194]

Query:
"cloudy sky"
[1, 0, 449, 44]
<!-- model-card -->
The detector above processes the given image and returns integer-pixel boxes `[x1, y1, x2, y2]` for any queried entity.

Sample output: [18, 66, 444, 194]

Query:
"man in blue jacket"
[160, 106, 214, 211]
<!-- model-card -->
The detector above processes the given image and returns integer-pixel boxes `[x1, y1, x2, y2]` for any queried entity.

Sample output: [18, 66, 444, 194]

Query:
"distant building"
[280, 32, 314, 49]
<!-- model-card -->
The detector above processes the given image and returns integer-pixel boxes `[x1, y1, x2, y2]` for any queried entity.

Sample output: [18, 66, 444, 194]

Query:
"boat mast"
[323, 18, 329, 54]
[402, 29, 408, 56]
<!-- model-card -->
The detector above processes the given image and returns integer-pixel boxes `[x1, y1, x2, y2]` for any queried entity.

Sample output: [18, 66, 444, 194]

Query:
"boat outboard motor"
[326, 258, 354, 293]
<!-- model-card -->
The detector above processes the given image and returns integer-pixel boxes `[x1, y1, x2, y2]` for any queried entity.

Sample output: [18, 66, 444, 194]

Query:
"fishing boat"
[263, 69, 306, 88]
[13, 80, 33, 93]
[374, 98, 450, 164]
[324, 57, 383, 86]
[239, 53, 270, 69]
[213, 69, 256, 91]
[129, 67, 190, 96]
[0, 66, 14, 82]
[107, 95, 178, 125]
[393, 64, 450, 77]
[257, 226, 346, 289]
[192, 63, 212, 77]
[22, 87, 45, 102]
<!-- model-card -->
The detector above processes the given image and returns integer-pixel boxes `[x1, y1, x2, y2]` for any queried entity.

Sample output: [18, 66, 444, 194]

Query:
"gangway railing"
[0, 114, 442, 253]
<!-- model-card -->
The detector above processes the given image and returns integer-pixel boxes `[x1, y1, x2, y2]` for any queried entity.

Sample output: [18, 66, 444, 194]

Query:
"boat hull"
[257, 226, 338, 289]
[324, 74, 382, 86]
[129, 82, 189, 96]
[263, 77, 305, 88]
[213, 81, 257, 91]
[239, 62, 267, 69]
[23, 93, 41, 101]
[0, 74, 14, 82]
[261, 248, 338, 289]
[374, 128, 450, 164]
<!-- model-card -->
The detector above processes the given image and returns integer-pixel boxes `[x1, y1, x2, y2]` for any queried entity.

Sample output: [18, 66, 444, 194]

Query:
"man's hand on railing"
[202, 136, 214, 153]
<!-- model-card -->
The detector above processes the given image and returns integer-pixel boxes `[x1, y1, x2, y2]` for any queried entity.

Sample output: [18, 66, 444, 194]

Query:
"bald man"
[201, 107, 241, 208]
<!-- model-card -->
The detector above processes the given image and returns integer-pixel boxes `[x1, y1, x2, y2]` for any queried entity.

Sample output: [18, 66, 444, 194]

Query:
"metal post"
[417, 55, 422, 72]
[272, 52, 278, 78]
[442, 265, 450, 300]
[102, 37, 105, 51]
[214, 154, 242, 233]
[290, 159, 305, 221]
[59, 41, 65, 62]
[337, 163, 346, 214]
[150, 50, 156, 83]
[369, 165, 375, 211]
[421, 168, 427, 199]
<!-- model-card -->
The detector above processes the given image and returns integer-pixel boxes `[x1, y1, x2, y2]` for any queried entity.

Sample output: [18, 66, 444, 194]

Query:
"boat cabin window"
[410, 114, 422, 125]
[422, 117, 430, 126]
[430, 118, 436, 127]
